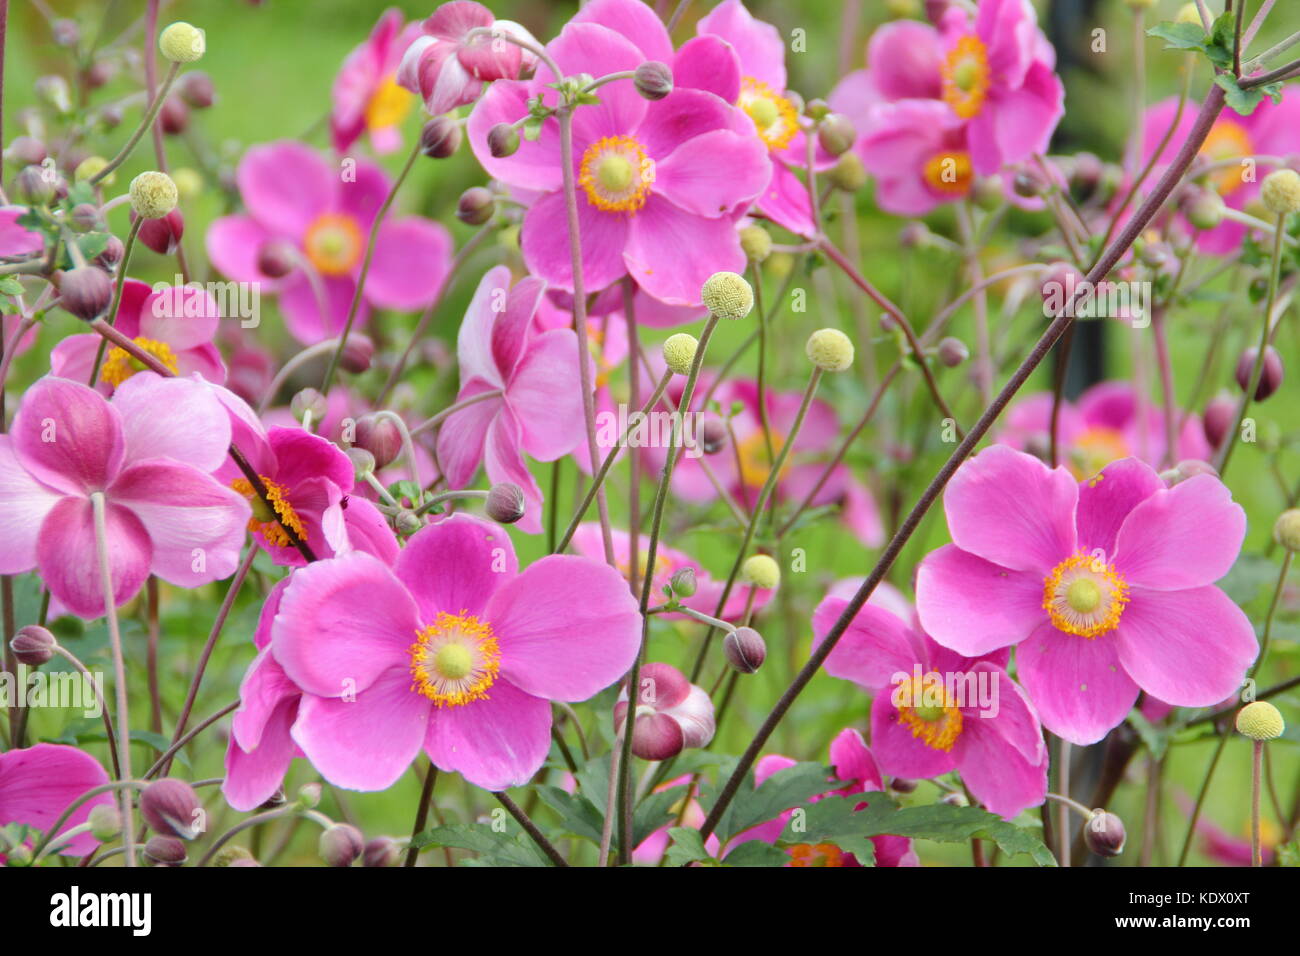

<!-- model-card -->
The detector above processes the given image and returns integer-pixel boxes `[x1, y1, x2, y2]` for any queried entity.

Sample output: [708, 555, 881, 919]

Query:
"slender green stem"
[404, 762, 438, 867]
[89, 61, 180, 184]
[1252, 741, 1264, 866]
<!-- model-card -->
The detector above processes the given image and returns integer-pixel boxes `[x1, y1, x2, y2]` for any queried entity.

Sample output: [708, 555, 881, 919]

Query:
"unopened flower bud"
[143, 835, 188, 866]
[160, 96, 190, 135]
[700, 271, 753, 320]
[16, 164, 56, 205]
[57, 266, 114, 321]
[177, 71, 216, 109]
[5, 136, 47, 167]
[1273, 509, 1300, 552]
[740, 553, 780, 590]
[1012, 166, 1046, 198]
[662, 333, 698, 375]
[1083, 811, 1126, 857]
[52, 18, 79, 46]
[212, 845, 256, 867]
[1160, 459, 1218, 486]
[816, 113, 855, 157]
[73, 155, 112, 185]
[257, 239, 297, 278]
[941, 791, 968, 807]
[485, 482, 526, 524]
[889, 777, 917, 794]
[396, 510, 422, 535]
[804, 98, 832, 121]
[337, 335, 373, 375]
[129, 170, 178, 218]
[739, 225, 771, 263]
[87, 803, 122, 842]
[488, 123, 520, 158]
[971, 175, 1004, 210]
[363, 836, 402, 868]
[35, 75, 71, 114]
[96, 235, 124, 269]
[137, 208, 184, 255]
[457, 186, 495, 225]
[348, 447, 376, 482]
[937, 337, 969, 368]
[827, 153, 867, 192]
[806, 327, 854, 371]
[1183, 187, 1224, 230]
[1235, 345, 1283, 401]
[669, 567, 697, 598]
[159, 21, 206, 63]
[291, 388, 327, 424]
[319, 823, 365, 867]
[1260, 169, 1300, 216]
[1236, 701, 1284, 741]
[69, 203, 102, 232]
[11, 625, 56, 666]
[354, 413, 402, 469]
[699, 418, 727, 455]
[625, 710, 684, 760]
[723, 626, 766, 674]
[634, 61, 673, 100]
[297, 783, 322, 808]
[140, 778, 203, 839]
[420, 116, 462, 159]
[1202, 393, 1235, 448]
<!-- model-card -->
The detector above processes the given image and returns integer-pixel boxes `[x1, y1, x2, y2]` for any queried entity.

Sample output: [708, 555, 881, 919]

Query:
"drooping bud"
[319, 823, 365, 867]
[699, 418, 727, 455]
[1011, 165, 1047, 198]
[1182, 187, 1224, 230]
[177, 71, 216, 109]
[739, 554, 780, 590]
[633, 61, 673, 101]
[889, 777, 917, 794]
[1083, 811, 1127, 858]
[143, 835, 188, 866]
[487, 123, 520, 158]
[96, 235, 125, 269]
[87, 803, 122, 842]
[129, 170, 179, 218]
[396, 510, 423, 535]
[700, 271, 753, 320]
[804, 98, 832, 121]
[614, 662, 715, 760]
[805, 327, 855, 372]
[420, 116, 462, 159]
[354, 413, 402, 469]
[57, 266, 114, 321]
[340, 334, 374, 374]
[485, 482, 526, 524]
[10, 625, 56, 666]
[723, 626, 767, 674]
[457, 186, 495, 225]
[256, 238, 297, 278]
[69, 203, 103, 232]
[35, 75, 71, 114]
[347, 447, 376, 483]
[1235, 701, 1284, 741]
[739, 224, 772, 263]
[827, 153, 867, 192]
[668, 566, 697, 598]
[363, 836, 402, 868]
[1235, 345, 1283, 401]
[1260, 169, 1300, 216]
[5, 136, 47, 167]
[137, 208, 184, 255]
[140, 779, 203, 839]
[16, 164, 56, 205]
[816, 113, 855, 157]
[662, 332, 699, 375]
[899, 221, 931, 249]
[1202, 392, 1235, 448]
[1160, 459, 1219, 486]
[297, 783, 322, 809]
[1274, 509, 1300, 552]
[291, 388, 327, 424]
[937, 337, 969, 368]
[159, 21, 206, 63]
[160, 96, 190, 135]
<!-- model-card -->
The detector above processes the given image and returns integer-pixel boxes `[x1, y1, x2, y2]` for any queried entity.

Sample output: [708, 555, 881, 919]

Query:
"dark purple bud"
[1235, 345, 1284, 401]
[1083, 811, 1126, 858]
[137, 208, 185, 255]
[69, 203, 102, 232]
[723, 626, 766, 674]
[140, 778, 203, 839]
[354, 413, 402, 470]
[485, 482, 526, 524]
[1202, 393, 1235, 449]
[487, 123, 519, 159]
[256, 238, 297, 278]
[177, 71, 216, 108]
[160, 96, 190, 135]
[143, 835, 188, 866]
[456, 186, 495, 226]
[11, 625, 56, 666]
[937, 337, 969, 368]
[420, 116, 462, 159]
[96, 235, 125, 269]
[633, 61, 673, 101]
[699, 418, 727, 455]
[340, 334, 375, 374]
[363, 837, 401, 868]
[57, 267, 114, 321]
[319, 823, 365, 867]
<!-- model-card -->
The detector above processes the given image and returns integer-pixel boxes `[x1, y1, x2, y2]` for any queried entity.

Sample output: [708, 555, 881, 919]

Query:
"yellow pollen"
[303, 212, 364, 276]
[579, 135, 653, 213]
[736, 429, 788, 489]
[896, 675, 964, 751]
[1068, 426, 1129, 481]
[922, 151, 974, 196]
[409, 611, 501, 707]
[941, 35, 990, 120]
[364, 74, 414, 131]
[787, 843, 847, 867]
[739, 77, 799, 151]
[230, 475, 307, 549]
[1043, 553, 1130, 639]
[1199, 120, 1255, 196]
[99, 337, 179, 387]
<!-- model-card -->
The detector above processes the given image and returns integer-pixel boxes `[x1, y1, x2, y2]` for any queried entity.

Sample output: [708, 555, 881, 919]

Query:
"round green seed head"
[1260, 169, 1300, 216]
[74, 155, 113, 185]
[1175, 3, 1201, 24]
[805, 328, 855, 372]
[739, 225, 772, 263]
[1236, 701, 1284, 741]
[159, 21, 206, 63]
[1274, 509, 1300, 552]
[740, 554, 780, 590]
[128, 170, 178, 219]
[662, 333, 699, 376]
[700, 271, 753, 320]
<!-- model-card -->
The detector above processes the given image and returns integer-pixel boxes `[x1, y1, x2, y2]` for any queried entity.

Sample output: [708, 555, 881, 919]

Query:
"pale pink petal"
[508, 328, 586, 462]
[1016, 624, 1139, 745]
[915, 544, 1045, 656]
[112, 372, 232, 472]
[237, 141, 336, 236]
[0, 744, 112, 857]
[1113, 474, 1245, 590]
[11, 376, 125, 495]
[815, 596, 923, 691]
[0, 435, 62, 574]
[423, 678, 552, 790]
[37, 496, 151, 618]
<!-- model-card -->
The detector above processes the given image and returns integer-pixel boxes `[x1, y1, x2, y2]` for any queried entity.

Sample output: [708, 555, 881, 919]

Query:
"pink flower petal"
[508, 328, 586, 462]
[37, 496, 152, 619]
[423, 677, 552, 791]
[1114, 474, 1245, 590]
[815, 596, 923, 691]
[954, 720, 1047, 819]
[0, 435, 62, 574]
[364, 217, 451, 310]
[468, 79, 563, 192]
[113, 372, 232, 472]
[396, 514, 515, 621]
[672, 35, 741, 103]
[436, 377, 501, 489]
[697, 0, 786, 90]
[267, 426, 355, 495]
[0, 744, 112, 857]
[570, 0, 674, 64]
[1074, 457, 1164, 557]
[237, 141, 336, 237]
[915, 544, 1046, 657]
[653, 129, 771, 218]
[1016, 624, 1139, 745]
[12, 377, 125, 495]
[277, 272, 366, 345]
[624, 195, 747, 305]
[205, 214, 281, 285]
[522, 189, 631, 295]
[869, 693, 959, 779]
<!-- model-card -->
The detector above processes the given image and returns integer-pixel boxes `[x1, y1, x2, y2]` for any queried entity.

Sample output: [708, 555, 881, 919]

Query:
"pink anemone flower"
[469, 20, 769, 306]
[270, 515, 642, 792]
[206, 141, 452, 344]
[331, 8, 423, 155]
[437, 267, 586, 534]
[0, 375, 249, 618]
[397, 0, 538, 117]
[50, 279, 226, 392]
[1000, 380, 1211, 479]
[851, 98, 975, 216]
[915, 446, 1257, 745]
[0, 744, 113, 858]
[815, 591, 1047, 819]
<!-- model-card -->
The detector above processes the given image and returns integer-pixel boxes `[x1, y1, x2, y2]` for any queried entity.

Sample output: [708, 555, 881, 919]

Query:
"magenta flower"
[1000, 380, 1211, 479]
[915, 446, 1257, 745]
[270, 515, 642, 792]
[815, 591, 1047, 819]
[0, 375, 249, 618]
[852, 98, 976, 216]
[0, 744, 112, 857]
[614, 661, 715, 760]
[331, 8, 423, 155]
[50, 279, 226, 392]
[469, 20, 769, 305]
[397, 0, 538, 116]
[437, 267, 586, 534]
[206, 141, 452, 343]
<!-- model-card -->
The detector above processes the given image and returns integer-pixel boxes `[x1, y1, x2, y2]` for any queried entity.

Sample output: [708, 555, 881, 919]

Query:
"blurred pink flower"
[331, 8, 423, 155]
[0, 744, 113, 857]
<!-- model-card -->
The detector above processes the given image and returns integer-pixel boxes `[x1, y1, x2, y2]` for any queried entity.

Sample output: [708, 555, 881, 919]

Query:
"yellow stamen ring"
[99, 337, 180, 387]
[230, 475, 308, 549]
[579, 135, 654, 213]
[895, 674, 964, 751]
[1043, 553, 1130, 638]
[739, 77, 800, 152]
[408, 611, 501, 708]
[941, 35, 991, 120]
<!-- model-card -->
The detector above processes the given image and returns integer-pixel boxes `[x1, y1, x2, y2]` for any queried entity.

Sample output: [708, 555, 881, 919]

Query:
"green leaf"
[705, 761, 839, 845]
[533, 784, 604, 845]
[1128, 709, 1169, 760]
[663, 826, 716, 866]
[77, 232, 112, 262]
[409, 823, 552, 866]
[0, 275, 24, 296]
[1214, 74, 1267, 116]
[721, 839, 789, 867]
[1145, 21, 1207, 51]
[632, 783, 689, 849]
